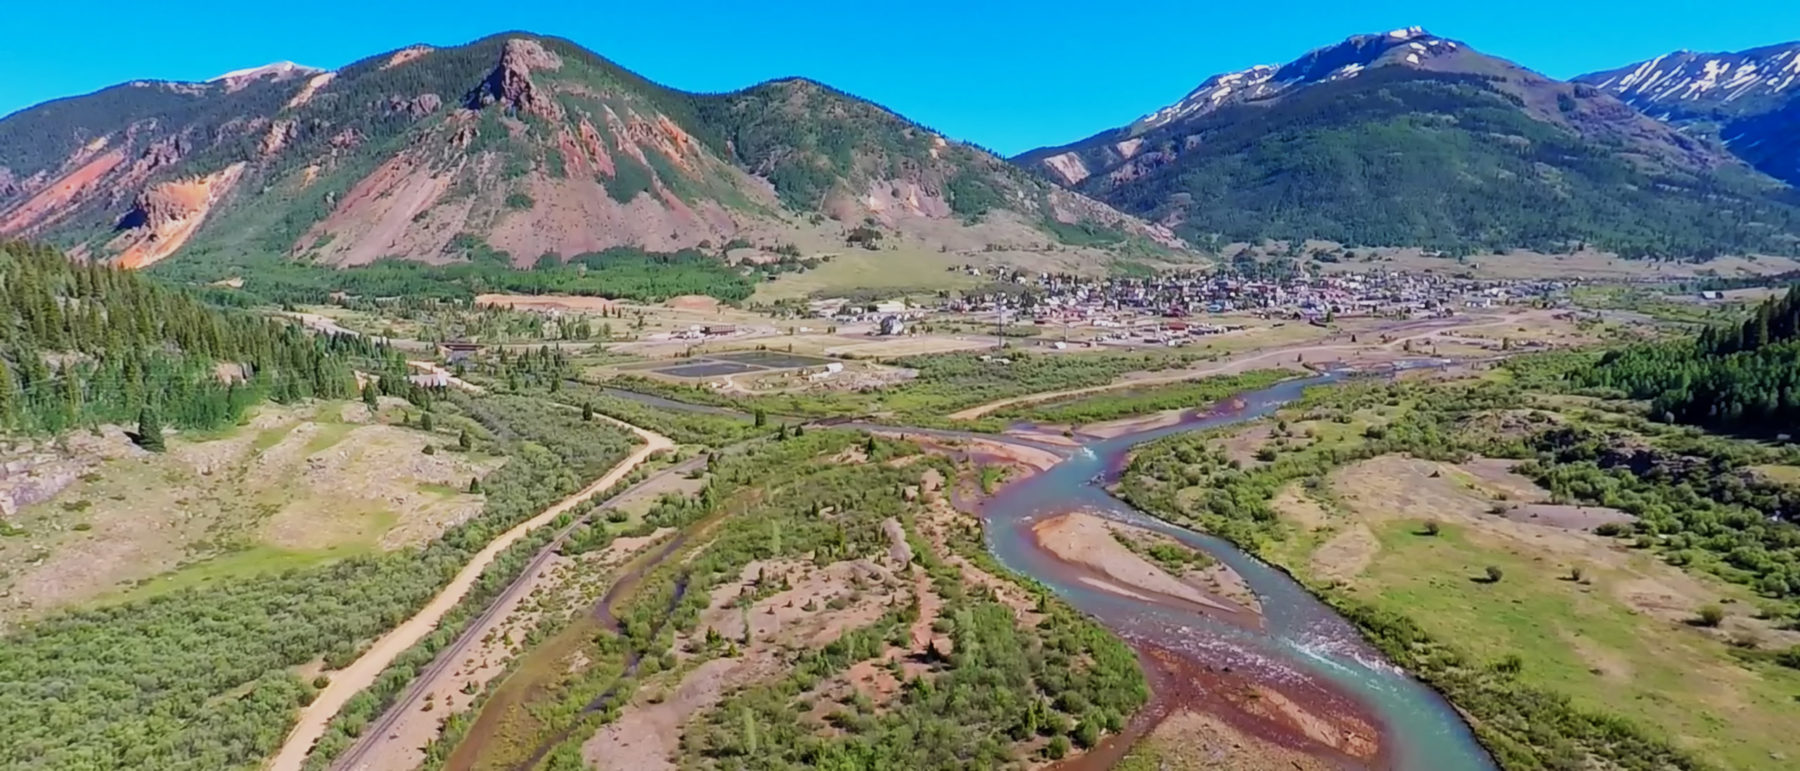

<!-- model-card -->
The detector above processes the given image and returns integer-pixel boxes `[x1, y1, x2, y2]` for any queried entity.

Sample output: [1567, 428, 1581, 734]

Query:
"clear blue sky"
[5, 0, 1796, 155]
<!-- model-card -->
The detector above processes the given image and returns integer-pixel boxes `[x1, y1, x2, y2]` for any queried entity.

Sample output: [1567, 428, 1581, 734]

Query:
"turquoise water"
[979, 372, 1495, 770]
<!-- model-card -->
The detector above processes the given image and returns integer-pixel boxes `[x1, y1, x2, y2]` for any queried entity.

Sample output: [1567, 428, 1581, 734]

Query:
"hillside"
[0, 33, 1175, 284]
[1577, 42, 1800, 187]
[0, 240, 358, 436]
[1018, 28, 1800, 258]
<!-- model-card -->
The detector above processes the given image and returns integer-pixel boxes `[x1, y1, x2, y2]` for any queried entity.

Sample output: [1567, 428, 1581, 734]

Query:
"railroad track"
[327, 452, 706, 771]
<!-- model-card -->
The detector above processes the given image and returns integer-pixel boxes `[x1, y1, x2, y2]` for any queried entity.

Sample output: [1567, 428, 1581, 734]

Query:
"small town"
[787, 268, 1583, 347]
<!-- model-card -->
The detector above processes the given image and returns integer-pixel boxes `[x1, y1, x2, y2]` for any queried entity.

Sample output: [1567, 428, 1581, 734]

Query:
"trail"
[265, 415, 674, 771]
[947, 315, 1490, 420]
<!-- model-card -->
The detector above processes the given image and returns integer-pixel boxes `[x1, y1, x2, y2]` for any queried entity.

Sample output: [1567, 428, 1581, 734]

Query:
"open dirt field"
[1269, 453, 1800, 769]
[949, 311, 1568, 421]
[822, 335, 996, 358]
[0, 402, 499, 625]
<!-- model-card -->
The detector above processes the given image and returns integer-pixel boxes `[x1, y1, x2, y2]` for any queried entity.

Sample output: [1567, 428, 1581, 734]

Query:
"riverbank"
[1114, 367, 1800, 770]
[972, 372, 1496, 771]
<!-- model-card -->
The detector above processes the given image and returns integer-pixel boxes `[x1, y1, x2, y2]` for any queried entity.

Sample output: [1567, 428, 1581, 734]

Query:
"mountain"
[1018, 28, 1800, 258]
[0, 34, 1176, 274]
[1577, 42, 1800, 187]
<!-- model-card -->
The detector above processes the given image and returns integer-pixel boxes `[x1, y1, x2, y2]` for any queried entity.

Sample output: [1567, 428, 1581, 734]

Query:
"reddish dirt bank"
[1052, 641, 1386, 771]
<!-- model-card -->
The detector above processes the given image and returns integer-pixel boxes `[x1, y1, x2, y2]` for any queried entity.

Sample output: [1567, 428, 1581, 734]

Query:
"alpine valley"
[10, 19, 1800, 771]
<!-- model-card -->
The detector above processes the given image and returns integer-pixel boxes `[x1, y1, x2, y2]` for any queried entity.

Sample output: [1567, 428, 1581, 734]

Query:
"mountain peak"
[1133, 65, 1280, 130]
[1018, 26, 1800, 258]
[1130, 27, 1457, 132]
[1575, 40, 1800, 186]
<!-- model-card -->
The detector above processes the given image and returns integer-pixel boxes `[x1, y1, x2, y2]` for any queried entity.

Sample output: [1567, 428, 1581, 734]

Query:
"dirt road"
[265, 415, 673, 771]
[330, 453, 707, 771]
[404, 360, 486, 394]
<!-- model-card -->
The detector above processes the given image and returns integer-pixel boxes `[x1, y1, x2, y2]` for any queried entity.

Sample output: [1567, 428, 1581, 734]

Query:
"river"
[977, 371, 1495, 770]
[602, 371, 1496, 769]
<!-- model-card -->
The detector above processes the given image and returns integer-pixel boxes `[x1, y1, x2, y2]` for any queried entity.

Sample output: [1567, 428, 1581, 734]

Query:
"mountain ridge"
[1016, 27, 1800, 257]
[8, 27, 1800, 273]
[1576, 41, 1800, 187]
[0, 32, 1178, 276]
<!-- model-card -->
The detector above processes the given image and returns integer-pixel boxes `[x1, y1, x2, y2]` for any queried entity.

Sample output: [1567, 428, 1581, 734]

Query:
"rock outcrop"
[110, 162, 246, 268]
[467, 39, 564, 121]
[387, 93, 443, 119]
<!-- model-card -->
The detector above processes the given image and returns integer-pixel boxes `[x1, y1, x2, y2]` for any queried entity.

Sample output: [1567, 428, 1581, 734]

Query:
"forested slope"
[1579, 285, 1800, 433]
[0, 241, 357, 436]
[1021, 29, 1800, 257]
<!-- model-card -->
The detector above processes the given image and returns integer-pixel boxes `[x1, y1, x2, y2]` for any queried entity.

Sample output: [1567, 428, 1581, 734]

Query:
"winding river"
[604, 372, 1496, 769]
[979, 371, 1494, 770]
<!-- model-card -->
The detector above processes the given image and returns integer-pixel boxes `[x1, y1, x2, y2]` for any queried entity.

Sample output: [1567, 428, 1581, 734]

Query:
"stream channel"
[608, 371, 1496, 769]
[976, 370, 1493, 770]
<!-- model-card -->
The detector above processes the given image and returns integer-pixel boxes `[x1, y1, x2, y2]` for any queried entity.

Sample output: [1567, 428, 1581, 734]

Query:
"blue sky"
[5, 0, 1797, 155]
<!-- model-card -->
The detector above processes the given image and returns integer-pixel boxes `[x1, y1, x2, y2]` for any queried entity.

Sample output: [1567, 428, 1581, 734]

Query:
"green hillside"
[1, 32, 1170, 286]
[1074, 68, 1800, 256]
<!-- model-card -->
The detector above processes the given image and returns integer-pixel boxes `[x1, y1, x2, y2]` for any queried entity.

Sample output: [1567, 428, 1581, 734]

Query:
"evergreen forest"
[0, 241, 360, 437]
[1579, 286, 1800, 435]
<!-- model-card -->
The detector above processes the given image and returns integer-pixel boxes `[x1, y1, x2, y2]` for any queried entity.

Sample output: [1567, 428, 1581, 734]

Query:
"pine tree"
[0, 362, 14, 430]
[136, 407, 165, 452]
[421, 411, 436, 432]
[467, 476, 482, 494]
[458, 430, 472, 451]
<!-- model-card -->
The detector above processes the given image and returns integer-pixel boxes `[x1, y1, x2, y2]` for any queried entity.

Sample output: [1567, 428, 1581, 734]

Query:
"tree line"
[1578, 285, 1800, 435]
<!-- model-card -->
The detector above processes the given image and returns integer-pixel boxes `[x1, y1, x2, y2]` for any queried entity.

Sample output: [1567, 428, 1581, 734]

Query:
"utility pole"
[995, 303, 1006, 350]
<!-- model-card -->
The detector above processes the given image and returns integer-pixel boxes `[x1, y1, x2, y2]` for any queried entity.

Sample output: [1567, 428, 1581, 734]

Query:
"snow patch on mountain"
[1134, 65, 1278, 130]
[1131, 27, 1452, 131]
[1584, 43, 1800, 107]
[208, 61, 326, 93]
